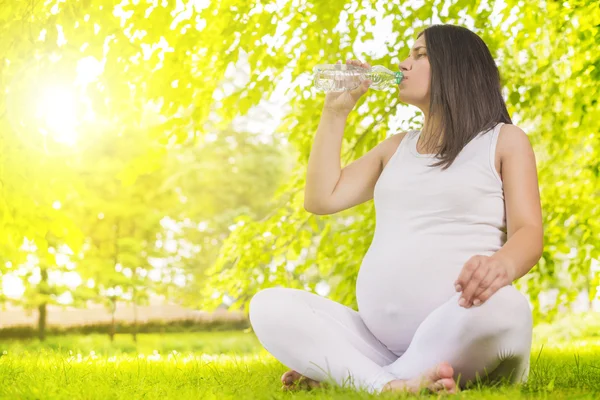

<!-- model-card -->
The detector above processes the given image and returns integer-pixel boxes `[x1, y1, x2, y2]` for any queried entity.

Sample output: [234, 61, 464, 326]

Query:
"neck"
[420, 112, 443, 150]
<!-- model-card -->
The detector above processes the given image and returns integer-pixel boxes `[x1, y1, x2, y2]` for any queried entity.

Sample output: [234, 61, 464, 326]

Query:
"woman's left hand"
[454, 255, 516, 308]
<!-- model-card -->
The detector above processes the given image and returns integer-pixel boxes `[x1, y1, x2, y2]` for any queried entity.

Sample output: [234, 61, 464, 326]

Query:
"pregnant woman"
[249, 24, 544, 395]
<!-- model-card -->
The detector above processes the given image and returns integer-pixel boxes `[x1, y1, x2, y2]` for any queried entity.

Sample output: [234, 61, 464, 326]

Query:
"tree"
[193, 0, 600, 322]
[1, 0, 598, 328]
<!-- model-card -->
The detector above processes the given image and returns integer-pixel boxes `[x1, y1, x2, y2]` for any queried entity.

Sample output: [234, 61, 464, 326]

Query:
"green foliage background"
[0, 0, 598, 327]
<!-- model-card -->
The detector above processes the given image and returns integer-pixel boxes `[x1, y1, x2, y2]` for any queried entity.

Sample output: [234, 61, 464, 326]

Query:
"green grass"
[1, 331, 600, 399]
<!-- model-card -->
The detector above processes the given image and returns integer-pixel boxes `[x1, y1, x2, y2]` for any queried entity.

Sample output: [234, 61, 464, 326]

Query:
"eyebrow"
[411, 46, 427, 52]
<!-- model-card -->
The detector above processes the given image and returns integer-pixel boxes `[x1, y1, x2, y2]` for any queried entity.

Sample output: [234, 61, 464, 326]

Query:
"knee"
[461, 285, 532, 334]
[488, 285, 532, 326]
[249, 287, 300, 332]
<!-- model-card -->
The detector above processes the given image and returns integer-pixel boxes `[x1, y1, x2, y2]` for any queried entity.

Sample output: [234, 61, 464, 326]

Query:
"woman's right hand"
[322, 59, 372, 117]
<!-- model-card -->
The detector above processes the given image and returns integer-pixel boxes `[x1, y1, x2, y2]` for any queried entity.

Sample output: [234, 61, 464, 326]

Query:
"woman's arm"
[491, 124, 544, 280]
[455, 124, 543, 308]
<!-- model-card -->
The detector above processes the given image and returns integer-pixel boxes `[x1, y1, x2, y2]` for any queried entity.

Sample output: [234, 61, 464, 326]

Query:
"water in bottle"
[313, 63, 403, 92]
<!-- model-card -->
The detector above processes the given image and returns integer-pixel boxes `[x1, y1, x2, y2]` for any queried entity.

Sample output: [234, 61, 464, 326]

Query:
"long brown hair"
[417, 24, 512, 170]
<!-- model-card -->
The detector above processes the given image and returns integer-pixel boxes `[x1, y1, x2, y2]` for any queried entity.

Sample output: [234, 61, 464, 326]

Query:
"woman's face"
[398, 34, 431, 112]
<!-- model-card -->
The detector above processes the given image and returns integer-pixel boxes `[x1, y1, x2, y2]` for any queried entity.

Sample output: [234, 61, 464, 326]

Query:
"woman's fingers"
[346, 59, 370, 69]
[472, 277, 504, 306]
[460, 264, 490, 307]
[472, 270, 500, 301]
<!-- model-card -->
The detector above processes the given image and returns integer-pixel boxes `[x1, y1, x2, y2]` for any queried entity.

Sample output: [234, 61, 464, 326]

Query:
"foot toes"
[281, 370, 300, 385]
[436, 362, 455, 379]
[307, 379, 322, 389]
[429, 377, 456, 393]
[281, 372, 322, 391]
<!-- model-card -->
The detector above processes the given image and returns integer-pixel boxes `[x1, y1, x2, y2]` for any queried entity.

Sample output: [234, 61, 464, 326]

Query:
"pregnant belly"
[355, 241, 468, 354]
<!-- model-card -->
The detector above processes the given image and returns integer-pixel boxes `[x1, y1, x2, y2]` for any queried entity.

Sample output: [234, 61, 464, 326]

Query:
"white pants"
[249, 284, 533, 393]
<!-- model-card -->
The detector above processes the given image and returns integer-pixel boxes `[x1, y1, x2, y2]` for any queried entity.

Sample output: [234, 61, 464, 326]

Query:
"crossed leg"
[249, 287, 399, 393]
[382, 285, 533, 389]
[249, 284, 532, 394]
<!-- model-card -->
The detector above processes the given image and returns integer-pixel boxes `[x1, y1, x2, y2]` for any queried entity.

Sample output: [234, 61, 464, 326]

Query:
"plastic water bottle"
[313, 63, 403, 92]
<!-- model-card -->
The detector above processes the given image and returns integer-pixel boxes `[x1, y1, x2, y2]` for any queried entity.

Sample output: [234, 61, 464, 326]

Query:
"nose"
[398, 59, 410, 72]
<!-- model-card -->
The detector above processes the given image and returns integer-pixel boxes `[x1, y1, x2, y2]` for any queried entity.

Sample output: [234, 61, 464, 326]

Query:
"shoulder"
[497, 124, 535, 160]
[391, 130, 411, 143]
[385, 130, 411, 152]
[388, 130, 413, 147]
[378, 130, 411, 166]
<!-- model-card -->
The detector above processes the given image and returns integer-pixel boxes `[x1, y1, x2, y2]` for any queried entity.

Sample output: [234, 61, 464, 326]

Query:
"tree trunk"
[109, 219, 120, 342]
[38, 268, 49, 341]
[132, 280, 138, 343]
[132, 299, 138, 343]
[109, 297, 117, 342]
[38, 302, 47, 341]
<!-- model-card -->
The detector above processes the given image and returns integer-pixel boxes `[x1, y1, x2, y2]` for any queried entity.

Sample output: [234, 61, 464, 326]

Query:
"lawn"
[1, 329, 600, 399]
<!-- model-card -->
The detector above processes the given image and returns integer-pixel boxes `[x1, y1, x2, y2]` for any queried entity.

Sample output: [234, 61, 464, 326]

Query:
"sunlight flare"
[34, 86, 79, 146]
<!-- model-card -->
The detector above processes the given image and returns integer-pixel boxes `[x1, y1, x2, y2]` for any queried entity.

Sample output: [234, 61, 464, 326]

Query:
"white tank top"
[356, 122, 507, 353]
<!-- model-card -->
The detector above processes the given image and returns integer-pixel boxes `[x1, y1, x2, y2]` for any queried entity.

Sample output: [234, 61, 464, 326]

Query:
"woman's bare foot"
[281, 370, 322, 391]
[382, 362, 457, 394]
